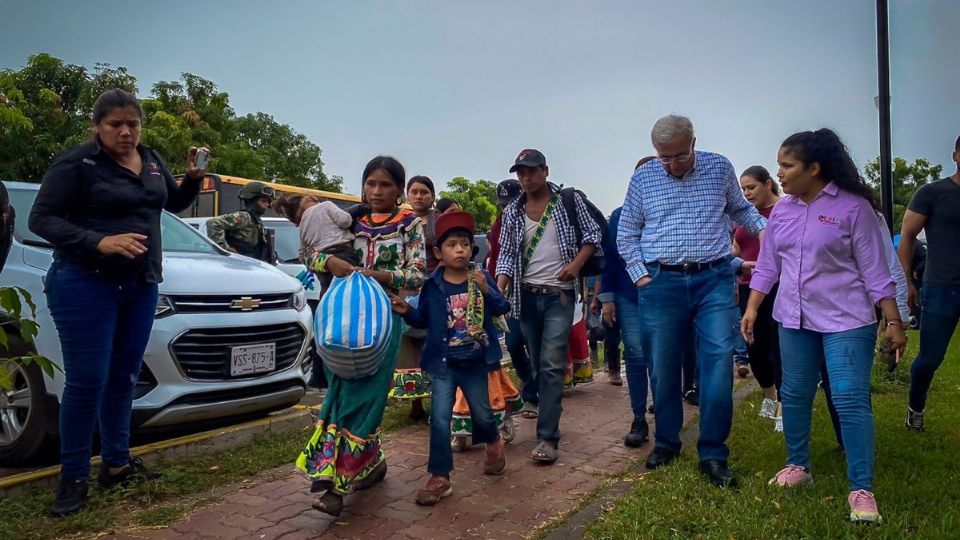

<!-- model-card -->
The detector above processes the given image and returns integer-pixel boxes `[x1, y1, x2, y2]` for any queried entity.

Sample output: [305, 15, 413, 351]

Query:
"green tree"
[864, 157, 942, 231]
[439, 177, 497, 231]
[0, 53, 341, 192]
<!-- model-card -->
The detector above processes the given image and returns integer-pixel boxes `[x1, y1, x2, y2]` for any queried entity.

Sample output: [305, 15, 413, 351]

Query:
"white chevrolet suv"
[0, 182, 312, 465]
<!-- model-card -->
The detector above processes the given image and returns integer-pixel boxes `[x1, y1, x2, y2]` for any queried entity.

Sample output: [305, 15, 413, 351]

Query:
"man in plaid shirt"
[618, 115, 765, 488]
[495, 149, 602, 464]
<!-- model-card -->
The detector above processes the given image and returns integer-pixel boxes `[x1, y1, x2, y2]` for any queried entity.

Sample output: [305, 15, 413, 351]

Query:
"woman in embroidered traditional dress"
[392, 176, 439, 420]
[450, 366, 523, 450]
[565, 298, 594, 388]
[295, 156, 426, 516]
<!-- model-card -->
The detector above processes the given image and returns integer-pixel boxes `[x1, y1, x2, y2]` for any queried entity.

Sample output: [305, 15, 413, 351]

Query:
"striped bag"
[314, 272, 394, 380]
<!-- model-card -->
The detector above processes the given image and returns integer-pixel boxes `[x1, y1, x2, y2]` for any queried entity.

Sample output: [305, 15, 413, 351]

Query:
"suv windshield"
[5, 184, 219, 254]
[268, 220, 302, 264]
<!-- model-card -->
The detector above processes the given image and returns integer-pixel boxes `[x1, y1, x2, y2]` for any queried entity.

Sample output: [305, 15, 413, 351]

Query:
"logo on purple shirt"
[818, 215, 840, 227]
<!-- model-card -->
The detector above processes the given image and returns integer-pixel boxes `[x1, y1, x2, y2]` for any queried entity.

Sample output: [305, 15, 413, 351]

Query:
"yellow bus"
[175, 174, 361, 218]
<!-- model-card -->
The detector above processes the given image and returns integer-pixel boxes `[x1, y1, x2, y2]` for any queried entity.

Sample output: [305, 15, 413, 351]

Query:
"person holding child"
[390, 211, 511, 506]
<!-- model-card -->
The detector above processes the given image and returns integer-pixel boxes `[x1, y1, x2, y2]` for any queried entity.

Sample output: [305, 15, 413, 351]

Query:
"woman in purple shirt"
[742, 128, 907, 524]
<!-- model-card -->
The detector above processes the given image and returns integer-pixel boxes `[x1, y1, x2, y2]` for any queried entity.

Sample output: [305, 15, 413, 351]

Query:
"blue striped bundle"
[314, 272, 394, 380]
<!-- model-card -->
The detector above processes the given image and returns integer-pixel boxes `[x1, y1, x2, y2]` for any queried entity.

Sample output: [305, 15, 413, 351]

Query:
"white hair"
[651, 115, 695, 146]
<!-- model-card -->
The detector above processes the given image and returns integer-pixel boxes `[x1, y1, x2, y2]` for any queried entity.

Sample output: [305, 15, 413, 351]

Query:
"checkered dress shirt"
[495, 186, 602, 319]
[618, 151, 766, 282]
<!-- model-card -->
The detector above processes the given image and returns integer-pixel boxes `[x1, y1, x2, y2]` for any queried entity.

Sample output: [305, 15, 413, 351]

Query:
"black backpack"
[559, 186, 607, 277]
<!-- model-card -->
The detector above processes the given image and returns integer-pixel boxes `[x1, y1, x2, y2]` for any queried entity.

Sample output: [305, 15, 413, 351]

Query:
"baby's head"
[272, 194, 319, 226]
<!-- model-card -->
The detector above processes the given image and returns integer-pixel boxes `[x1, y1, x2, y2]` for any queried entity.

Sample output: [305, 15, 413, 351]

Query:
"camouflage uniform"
[206, 182, 276, 263]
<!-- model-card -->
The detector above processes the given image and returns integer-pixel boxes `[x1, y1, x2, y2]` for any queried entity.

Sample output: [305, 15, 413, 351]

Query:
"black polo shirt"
[28, 139, 201, 283]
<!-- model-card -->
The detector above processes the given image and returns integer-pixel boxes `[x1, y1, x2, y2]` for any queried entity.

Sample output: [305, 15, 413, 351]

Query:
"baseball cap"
[509, 149, 547, 173]
[434, 210, 476, 244]
[496, 179, 522, 206]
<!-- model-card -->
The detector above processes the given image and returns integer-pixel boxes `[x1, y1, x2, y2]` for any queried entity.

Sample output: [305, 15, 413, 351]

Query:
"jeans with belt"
[519, 286, 575, 446]
[45, 260, 158, 481]
[638, 259, 736, 461]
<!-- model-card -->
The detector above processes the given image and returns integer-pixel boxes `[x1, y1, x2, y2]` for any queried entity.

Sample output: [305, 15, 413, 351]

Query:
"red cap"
[434, 211, 476, 243]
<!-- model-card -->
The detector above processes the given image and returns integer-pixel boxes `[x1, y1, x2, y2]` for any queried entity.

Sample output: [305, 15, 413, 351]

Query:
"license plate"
[230, 343, 276, 376]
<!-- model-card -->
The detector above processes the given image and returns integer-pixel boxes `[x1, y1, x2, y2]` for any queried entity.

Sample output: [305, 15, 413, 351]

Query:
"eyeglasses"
[658, 153, 693, 165]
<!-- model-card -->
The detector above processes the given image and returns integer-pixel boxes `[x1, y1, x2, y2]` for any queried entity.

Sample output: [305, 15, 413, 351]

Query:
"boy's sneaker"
[50, 478, 88, 517]
[848, 490, 882, 524]
[759, 398, 778, 419]
[415, 475, 452, 506]
[768, 465, 812, 487]
[905, 407, 924, 431]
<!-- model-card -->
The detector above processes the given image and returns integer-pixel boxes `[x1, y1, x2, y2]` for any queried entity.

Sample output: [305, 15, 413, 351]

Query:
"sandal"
[451, 436, 468, 452]
[312, 491, 344, 516]
[520, 403, 539, 419]
[531, 440, 559, 464]
[500, 418, 516, 443]
[354, 460, 387, 491]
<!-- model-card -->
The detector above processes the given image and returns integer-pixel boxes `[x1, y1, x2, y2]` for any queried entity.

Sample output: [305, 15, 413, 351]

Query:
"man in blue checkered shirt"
[618, 115, 766, 488]
[495, 148, 602, 465]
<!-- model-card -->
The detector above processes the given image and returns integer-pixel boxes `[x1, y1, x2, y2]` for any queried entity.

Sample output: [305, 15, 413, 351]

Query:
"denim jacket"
[402, 267, 511, 374]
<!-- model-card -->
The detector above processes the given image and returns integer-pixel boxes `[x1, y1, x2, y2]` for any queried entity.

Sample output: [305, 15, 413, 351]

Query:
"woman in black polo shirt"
[29, 89, 207, 517]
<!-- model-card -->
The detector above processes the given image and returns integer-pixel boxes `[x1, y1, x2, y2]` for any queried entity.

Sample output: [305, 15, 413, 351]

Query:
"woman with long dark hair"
[296, 156, 426, 516]
[29, 89, 206, 516]
[743, 128, 906, 523]
[734, 165, 783, 428]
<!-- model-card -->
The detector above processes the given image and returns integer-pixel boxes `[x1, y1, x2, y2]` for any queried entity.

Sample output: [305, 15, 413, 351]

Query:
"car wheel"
[0, 357, 54, 465]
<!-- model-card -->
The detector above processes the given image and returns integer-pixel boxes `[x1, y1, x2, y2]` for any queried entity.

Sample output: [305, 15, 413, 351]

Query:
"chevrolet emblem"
[230, 297, 261, 311]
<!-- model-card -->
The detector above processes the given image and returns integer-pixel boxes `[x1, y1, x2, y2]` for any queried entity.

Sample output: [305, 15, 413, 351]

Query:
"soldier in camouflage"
[206, 181, 277, 263]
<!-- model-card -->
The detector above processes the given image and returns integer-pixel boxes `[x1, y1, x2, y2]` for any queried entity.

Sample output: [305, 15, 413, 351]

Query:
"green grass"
[587, 329, 960, 539]
[0, 396, 425, 540]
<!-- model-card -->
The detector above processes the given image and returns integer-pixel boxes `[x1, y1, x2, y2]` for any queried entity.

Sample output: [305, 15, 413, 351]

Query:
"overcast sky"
[2, 0, 957, 212]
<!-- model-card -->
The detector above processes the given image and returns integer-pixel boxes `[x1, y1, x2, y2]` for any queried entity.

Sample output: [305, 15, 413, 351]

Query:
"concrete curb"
[0, 405, 317, 498]
[542, 380, 759, 540]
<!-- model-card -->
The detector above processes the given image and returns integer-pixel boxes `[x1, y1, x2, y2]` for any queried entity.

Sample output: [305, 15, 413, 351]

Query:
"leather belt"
[521, 283, 572, 295]
[656, 258, 727, 274]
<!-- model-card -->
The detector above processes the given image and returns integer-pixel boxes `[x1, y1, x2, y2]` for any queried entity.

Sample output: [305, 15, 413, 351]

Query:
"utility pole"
[877, 0, 894, 233]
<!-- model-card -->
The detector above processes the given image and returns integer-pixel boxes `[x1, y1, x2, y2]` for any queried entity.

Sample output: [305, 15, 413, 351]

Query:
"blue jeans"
[779, 323, 877, 491]
[616, 294, 649, 420]
[909, 284, 960, 411]
[45, 260, 158, 481]
[427, 361, 499, 476]
[638, 262, 736, 461]
[505, 317, 537, 405]
[519, 288, 575, 445]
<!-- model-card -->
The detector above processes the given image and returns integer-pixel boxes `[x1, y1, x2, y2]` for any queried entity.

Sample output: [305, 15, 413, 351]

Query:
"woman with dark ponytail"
[743, 128, 906, 523]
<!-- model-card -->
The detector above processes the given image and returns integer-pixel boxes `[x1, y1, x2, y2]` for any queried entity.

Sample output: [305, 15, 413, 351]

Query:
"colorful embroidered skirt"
[565, 318, 594, 387]
[451, 368, 523, 436]
[296, 314, 402, 494]
[389, 334, 432, 399]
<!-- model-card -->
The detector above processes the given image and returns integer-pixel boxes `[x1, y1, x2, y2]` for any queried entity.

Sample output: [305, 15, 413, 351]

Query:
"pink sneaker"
[848, 490, 882, 523]
[768, 465, 813, 487]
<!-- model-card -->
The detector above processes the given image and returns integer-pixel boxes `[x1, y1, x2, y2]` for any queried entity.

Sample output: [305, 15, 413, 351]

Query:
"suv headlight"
[155, 295, 175, 318]
[292, 286, 307, 312]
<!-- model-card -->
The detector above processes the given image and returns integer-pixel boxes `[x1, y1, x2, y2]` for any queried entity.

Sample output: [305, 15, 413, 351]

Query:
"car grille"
[170, 323, 306, 380]
[169, 293, 292, 313]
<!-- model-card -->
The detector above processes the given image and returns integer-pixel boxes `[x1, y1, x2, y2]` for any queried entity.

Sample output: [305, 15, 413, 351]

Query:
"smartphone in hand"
[195, 149, 210, 170]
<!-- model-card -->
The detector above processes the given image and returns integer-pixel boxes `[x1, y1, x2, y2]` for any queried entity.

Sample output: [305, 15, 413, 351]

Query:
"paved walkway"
[105, 377, 702, 540]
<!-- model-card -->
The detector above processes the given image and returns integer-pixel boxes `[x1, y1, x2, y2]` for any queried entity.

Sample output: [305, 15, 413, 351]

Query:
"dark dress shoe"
[699, 460, 737, 488]
[644, 447, 678, 469]
[50, 479, 88, 517]
[624, 418, 649, 447]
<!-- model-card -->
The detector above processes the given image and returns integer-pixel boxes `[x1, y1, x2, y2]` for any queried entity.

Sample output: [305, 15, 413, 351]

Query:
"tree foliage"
[864, 156, 943, 231]
[0, 53, 341, 192]
[439, 177, 498, 232]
